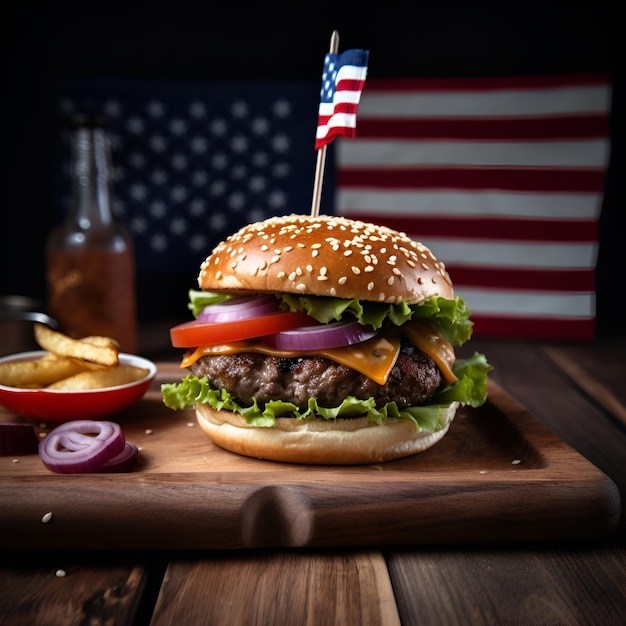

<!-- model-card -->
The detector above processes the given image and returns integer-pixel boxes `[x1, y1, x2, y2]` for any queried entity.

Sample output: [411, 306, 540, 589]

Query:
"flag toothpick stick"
[310, 31, 340, 217]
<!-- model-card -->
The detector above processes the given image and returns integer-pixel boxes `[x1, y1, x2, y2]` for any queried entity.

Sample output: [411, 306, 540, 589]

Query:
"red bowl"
[0, 351, 157, 422]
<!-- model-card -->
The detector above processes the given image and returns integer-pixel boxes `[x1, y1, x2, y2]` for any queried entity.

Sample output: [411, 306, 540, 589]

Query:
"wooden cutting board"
[0, 364, 620, 550]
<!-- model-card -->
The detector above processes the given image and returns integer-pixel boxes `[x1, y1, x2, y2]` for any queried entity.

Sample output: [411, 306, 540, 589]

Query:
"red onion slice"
[0, 423, 40, 456]
[101, 441, 138, 473]
[39, 420, 126, 474]
[263, 320, 377, 351]
[197, 295, 281, 323]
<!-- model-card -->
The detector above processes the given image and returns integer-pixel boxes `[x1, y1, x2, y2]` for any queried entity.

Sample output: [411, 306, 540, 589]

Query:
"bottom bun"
[195, 402, 459, 464]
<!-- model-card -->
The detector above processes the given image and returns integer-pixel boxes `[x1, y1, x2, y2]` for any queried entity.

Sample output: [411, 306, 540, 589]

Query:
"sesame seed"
[42, 512, 53, 523]
[296, 283, 306, 291]
[364, 265, 374, 272]
[339, 276, 347, 285]
[367, 282, 374, 291]
[351, 266, 361, 275]
[55, 570, 66, 578]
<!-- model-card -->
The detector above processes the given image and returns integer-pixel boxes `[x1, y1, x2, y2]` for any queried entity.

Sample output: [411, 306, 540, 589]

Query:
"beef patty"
[189, 339, 442, 410]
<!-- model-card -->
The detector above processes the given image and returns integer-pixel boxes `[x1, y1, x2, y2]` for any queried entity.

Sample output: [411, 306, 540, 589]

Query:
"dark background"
[1, 1, 621, 332]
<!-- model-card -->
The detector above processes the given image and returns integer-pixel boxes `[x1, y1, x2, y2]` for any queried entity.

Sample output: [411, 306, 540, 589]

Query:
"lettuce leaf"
[189, 289, 474, 346]
[188, 289, 229, 317]
[175, 289, 492, 432]
[161, 352, 492, 432]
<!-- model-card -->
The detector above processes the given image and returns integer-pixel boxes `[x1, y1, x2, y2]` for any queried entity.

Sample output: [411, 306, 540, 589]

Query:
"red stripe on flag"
[343, 214, 598, 243]
[338, 167, 606, 193]
[336, 78, 366, 92]
[356, 114, 609, 140]
[317, 103, 360, 126]
[446, 265, 596, 292]
[469, 314, 595, 340]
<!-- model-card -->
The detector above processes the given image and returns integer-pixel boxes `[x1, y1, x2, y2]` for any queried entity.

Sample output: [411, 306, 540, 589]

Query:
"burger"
[161, 214, 491, 464]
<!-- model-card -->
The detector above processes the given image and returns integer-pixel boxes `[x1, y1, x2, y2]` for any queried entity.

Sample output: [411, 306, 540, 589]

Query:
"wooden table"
[1, 330, 625, 625]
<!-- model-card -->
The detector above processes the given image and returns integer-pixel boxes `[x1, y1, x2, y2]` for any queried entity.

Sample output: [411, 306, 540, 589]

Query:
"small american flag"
[54, 77, 332, 275]
[336, 74, 612, 340]
[315, 48, 369, 150]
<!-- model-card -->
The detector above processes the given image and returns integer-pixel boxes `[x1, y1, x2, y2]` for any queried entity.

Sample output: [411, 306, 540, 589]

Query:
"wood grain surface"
[0, 333, 625, 625]
[150, 551, 400, 626]
[0, 561, 147, 626]
[0, 371, 619, 549]
[387, 544, 626, 626]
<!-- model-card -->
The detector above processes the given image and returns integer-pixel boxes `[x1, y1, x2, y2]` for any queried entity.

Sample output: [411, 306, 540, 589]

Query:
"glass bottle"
[46, 113, 138, 354]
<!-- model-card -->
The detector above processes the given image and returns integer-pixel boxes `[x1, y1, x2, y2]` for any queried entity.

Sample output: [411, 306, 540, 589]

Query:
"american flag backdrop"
[54, 74, 612, 340]
[54, 78, 331, 275]
[336, 74, 612, 340]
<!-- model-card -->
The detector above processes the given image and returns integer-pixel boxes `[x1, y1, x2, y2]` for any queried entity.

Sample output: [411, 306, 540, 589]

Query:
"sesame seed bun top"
[197, 214, 454, 305]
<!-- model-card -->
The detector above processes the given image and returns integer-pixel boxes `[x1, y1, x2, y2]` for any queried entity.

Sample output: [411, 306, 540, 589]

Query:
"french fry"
[81, 336, 121, 350]
[1, 325, 145, 391]
[68, 336, 121, 369]
[47, 365, 149, 391]
[34, 323, 119, 367]
[0, 356, 88, 388]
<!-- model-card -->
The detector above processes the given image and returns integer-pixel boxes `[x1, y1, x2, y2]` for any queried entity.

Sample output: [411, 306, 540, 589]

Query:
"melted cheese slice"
[180, 321, 457, 386]
[402, 319, 457, 384]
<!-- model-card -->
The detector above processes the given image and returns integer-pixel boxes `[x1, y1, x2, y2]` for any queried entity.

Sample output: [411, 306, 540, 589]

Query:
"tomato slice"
[170, 312, 315, 348]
